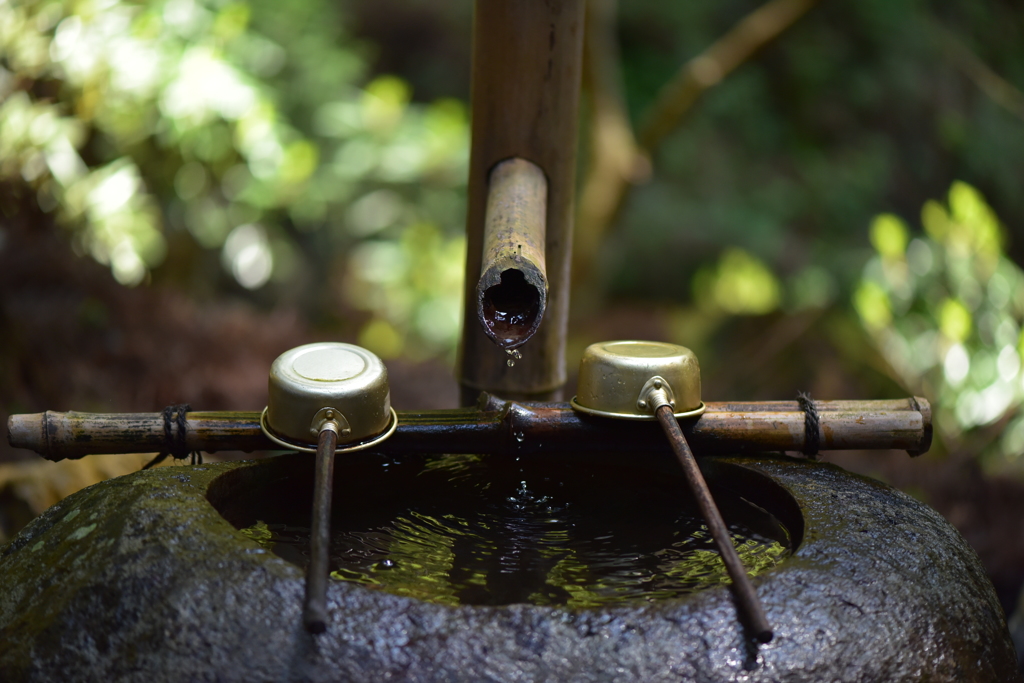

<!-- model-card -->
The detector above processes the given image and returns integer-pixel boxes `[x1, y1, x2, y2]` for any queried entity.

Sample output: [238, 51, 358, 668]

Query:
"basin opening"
[209, 452, 801, 609]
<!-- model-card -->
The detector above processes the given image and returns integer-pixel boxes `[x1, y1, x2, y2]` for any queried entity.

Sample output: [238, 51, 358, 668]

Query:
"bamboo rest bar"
[8, 396, 931, 462]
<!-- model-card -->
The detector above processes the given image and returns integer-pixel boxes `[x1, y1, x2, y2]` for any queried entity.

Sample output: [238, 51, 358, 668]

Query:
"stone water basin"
[0, 451, 1018, 682]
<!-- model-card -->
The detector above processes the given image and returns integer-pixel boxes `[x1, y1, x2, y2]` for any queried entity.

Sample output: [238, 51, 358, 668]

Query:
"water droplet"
[505, 348, 522, 367]
[379, 559, 395, 569]
[507, 359, 515, 367]
[514, 430, 525, 443]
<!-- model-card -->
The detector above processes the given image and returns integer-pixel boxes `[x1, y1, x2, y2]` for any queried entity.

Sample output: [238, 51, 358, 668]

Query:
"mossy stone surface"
[0, 455, 1019, 682]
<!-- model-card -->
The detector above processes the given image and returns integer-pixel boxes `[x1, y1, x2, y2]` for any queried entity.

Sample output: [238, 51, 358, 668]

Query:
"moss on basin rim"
[0, 455, 1019, 683]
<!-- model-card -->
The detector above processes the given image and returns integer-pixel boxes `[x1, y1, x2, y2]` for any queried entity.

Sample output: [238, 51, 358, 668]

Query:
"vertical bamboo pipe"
[457, 0, 586, 403]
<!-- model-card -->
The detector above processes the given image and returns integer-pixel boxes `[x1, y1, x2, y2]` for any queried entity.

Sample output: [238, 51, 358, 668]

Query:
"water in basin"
[229, 451, 792, 608]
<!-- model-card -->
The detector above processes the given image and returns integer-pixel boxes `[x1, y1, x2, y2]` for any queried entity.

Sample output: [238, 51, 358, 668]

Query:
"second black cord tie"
[142, 404, 203, 470]
[797, 391, 820, 459]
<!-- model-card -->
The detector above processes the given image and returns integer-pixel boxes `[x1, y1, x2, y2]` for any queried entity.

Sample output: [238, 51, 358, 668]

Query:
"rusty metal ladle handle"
[646, 384, 773, 643]
[304, 422, 339, 634]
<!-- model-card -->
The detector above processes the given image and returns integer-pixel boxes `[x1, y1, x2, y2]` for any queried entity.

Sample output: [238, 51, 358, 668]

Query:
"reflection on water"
[238, 452, 790, 608]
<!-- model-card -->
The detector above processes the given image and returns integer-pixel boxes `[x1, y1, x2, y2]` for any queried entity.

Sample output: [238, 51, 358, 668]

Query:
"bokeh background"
[2, 0, 1023, 632]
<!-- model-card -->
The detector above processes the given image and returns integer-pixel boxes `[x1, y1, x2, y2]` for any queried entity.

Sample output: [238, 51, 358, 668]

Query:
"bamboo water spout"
[476, 158, 549, 350]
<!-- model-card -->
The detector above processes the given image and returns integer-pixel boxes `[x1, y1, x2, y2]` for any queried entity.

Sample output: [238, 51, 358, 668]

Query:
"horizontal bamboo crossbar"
[7, 396, 931, 462]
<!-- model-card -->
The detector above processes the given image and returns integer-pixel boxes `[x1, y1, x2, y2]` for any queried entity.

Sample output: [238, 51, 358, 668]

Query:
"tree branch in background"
[574, 0, 650, 289]
[639, 0, 819, 152]
[574, 0, 819, 291]
[930, 20, 1024, 124]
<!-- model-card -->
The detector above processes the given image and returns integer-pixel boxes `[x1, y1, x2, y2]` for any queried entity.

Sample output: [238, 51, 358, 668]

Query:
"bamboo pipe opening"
[480, 268, 543, 348]
[476, 158, 548, 350]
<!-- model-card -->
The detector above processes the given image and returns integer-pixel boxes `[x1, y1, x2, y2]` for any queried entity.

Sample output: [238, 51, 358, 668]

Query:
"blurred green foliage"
[608, 0, 1024, 311]
[693, 248, 781, 315]
[856, 182, 1024, 473]
[598, 1, 1023, 473]
[0, 0, 467, 357]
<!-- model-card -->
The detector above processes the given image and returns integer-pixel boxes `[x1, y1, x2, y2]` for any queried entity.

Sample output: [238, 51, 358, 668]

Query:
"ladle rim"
[569, 398, 706, 421]
[260, 407, 399, 453]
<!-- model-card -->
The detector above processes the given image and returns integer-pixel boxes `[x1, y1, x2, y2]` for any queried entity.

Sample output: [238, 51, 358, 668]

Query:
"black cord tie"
[142, 404, 203, 470]
[796, 391, 820, 459]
